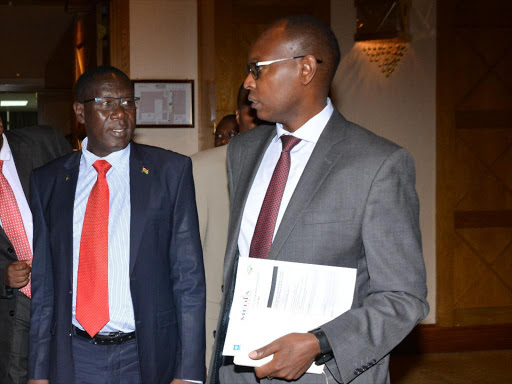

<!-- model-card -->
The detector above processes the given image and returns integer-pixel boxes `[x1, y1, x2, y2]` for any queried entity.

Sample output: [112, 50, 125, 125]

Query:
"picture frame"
[133, 80, 194, 128]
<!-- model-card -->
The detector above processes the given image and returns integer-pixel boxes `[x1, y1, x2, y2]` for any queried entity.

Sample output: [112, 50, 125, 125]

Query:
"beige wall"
[331, 0, 436, 323]
[130, 0, 199, 156]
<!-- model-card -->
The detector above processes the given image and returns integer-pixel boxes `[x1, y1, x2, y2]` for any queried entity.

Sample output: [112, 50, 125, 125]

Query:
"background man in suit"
[209, 15, 429, 384]
[192, 85, 261, 369]
[28, 66, 206, 384]
[0, 116, 71, 384]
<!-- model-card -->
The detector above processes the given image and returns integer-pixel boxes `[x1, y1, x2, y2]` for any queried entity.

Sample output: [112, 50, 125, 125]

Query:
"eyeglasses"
[247, 55, 323, 80]
[82, 97, 140, 111]
[213, 132, 238, 139]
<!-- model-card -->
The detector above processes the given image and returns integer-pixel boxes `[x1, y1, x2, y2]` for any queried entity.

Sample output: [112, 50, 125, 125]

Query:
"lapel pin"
[142, 167, 149, 175]
[65, 175, 70, 181]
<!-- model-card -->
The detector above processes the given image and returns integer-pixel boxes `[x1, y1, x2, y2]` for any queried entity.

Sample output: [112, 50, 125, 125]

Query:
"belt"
[73, 326, 136, 345]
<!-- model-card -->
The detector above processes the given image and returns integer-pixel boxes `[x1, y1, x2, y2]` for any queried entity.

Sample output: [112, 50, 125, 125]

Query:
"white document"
[222, 257, 357, 374]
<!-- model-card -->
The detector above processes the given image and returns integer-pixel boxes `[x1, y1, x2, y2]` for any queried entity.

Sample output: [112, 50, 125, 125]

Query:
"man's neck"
[281, 99, 328, 133]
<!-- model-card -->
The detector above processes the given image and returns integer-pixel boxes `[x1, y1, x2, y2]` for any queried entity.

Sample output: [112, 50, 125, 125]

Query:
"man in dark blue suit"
[28, 66, 206, 384]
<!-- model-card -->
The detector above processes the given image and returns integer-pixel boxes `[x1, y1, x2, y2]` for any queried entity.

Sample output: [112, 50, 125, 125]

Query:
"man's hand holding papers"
[249, 332, 320, 381]
[222, 257, 357, 380]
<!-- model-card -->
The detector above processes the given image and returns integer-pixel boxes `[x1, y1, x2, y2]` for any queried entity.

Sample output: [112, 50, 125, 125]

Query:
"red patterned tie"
[0, 160, 33, 298]
[249, 135, 301, 259]
[76, 160, 111, 337]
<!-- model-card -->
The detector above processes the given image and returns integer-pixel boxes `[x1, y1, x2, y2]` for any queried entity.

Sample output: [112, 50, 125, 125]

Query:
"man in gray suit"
[209, 15, 429, 384]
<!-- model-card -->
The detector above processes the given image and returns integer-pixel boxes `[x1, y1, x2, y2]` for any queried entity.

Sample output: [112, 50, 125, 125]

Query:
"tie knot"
[93, 160, 112, 175]
[280, 135, 301, 153]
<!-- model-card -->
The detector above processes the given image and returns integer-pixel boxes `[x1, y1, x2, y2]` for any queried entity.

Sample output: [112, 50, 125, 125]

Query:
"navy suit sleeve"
[28, 171, 55, 380]
[170, 157, 206, 381]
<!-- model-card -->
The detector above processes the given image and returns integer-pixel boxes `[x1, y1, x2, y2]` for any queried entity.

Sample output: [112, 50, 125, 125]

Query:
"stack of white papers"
[222, 258, 357, 374]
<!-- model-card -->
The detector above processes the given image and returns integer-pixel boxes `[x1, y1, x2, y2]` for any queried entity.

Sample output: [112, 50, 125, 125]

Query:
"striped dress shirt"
[72, 137, 135, 333]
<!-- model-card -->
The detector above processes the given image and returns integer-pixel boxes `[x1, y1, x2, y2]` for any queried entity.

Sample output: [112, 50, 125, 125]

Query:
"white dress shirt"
[0, 134, 33, 252]
[238, 98, 334, 257]
[72, 137, 135, 333]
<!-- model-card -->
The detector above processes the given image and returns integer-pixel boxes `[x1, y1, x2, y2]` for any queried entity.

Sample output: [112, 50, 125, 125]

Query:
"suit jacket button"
[354, 369, 361, 375]
[213, 330, 216, 338]
[9, 310, 15, 316]
[7, 247, 14, 253]
[371, 359, 377, 365]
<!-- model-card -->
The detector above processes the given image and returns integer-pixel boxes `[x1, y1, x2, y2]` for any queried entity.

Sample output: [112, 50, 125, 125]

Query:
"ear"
[73, 102, 85, 124]
[299, 55, 318, 86]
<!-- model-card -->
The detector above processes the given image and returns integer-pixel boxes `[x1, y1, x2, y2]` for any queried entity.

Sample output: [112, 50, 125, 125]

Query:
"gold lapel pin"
[142, 167, 149, 175]
[65, 175, 70, 181]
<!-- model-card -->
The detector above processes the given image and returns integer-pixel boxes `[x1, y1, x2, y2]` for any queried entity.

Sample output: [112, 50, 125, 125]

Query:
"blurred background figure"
[235, 85, 261, 133]
[192, 82, 262, 370]
[213, 114, 238, 147]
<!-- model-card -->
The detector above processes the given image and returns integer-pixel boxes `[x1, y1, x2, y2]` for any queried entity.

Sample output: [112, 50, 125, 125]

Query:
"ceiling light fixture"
[1, 100, 29, 107]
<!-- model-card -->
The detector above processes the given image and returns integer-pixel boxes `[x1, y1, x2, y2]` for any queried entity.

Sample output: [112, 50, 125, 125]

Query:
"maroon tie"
[0, 160, 33, 298]
[249, 135, 301, 259]
[76, 160, 111, 337]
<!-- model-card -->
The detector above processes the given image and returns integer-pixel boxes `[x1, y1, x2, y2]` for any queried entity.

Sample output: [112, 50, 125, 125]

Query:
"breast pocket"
[302, 208, 355, 225]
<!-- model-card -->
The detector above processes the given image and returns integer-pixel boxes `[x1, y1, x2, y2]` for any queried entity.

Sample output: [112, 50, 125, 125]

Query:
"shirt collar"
[81, 136, 131, 173]
[274, 97, 334, 143]
[0, 134, 13, 162]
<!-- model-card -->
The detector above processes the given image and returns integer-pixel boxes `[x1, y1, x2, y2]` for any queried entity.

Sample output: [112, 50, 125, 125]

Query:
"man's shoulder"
[191, 145, 227, 165]
[32, 151, 78, 176]
[5, 125, 59, 143]
[131, 142, 190, 165]
[332, 110, 403, 157]
[227, 124, 275, 153]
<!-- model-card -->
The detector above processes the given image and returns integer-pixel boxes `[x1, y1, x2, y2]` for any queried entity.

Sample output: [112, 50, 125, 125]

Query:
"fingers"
[249, 340, 278, 360]
[10, 261, 31, 271]
[5, 261, 31, 288]
[252, 333, 319, 381]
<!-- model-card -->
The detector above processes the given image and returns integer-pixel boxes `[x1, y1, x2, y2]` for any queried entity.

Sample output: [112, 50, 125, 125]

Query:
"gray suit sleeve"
[322, 148, 429, 383]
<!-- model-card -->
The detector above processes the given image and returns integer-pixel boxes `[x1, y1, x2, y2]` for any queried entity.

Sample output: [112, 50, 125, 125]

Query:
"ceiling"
[0, 1, 73, 83]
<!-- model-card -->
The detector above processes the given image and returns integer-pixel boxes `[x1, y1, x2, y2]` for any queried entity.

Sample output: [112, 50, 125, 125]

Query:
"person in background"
[214, 114, 239, 147]
[235, 85, 262, 132]
[0, 115, 71, 384]
[209, 14, 429, 384]
[28, 65, 205, 384]
[192, 83, 261, 371]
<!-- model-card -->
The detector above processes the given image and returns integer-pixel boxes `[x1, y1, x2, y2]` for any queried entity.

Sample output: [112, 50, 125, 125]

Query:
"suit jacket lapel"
[9, 139, 32, 201]
[129, 142, 151, 274]
[224, 127, 276, 281]
[62, 152, 81, 283]
[268, 110, 348, 260]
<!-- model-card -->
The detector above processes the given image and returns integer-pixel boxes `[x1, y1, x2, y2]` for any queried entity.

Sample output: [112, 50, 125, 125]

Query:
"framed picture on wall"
[133, 80, 194, 127]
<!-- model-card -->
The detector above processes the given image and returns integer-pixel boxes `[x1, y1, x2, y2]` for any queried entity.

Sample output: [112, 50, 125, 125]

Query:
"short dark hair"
[75, 66, 132, 102]
[270, 15, 341, 85]
[218, 114, 238, 126]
